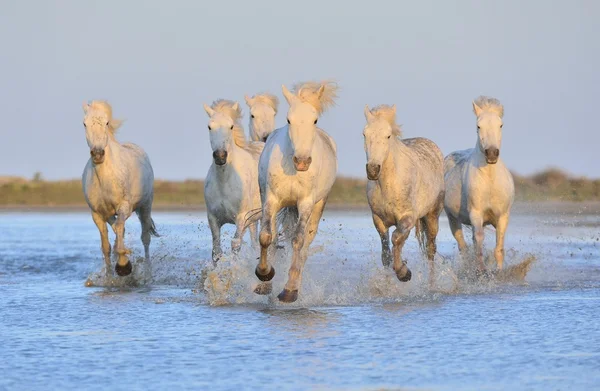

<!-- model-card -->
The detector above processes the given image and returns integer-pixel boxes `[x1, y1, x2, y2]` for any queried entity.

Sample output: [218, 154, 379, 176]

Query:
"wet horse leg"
[279, 197, 326, 303]
[469, 212, 486, 273]
[447, 213, 468, 254]
[92, 212, 111, 277]
[255, 196, 279, 283]
[113, 203, 133, 276]
[372, 213, 391, 267]
[392, 216, 414, 282]
[494, 213, 509, 270]
[208, 213, 222, 264]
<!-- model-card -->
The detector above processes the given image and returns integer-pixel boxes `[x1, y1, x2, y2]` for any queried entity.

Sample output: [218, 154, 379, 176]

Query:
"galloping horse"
[363, 104, 445, 283]
[82, 100, 159, 278]
[254, 81, 338, 303]
[203, 99, 264, 263]
[444, 96, 514, 273]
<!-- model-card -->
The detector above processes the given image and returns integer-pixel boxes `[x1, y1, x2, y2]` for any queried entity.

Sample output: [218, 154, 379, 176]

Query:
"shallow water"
[1, 207, 599, 390]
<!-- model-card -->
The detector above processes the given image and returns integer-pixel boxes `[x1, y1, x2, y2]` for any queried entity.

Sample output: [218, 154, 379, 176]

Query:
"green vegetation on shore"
[0, 168, 598, 208]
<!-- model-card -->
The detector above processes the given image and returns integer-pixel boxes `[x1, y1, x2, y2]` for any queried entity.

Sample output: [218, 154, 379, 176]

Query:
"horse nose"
[213, 150, 228, 165]
[366, 163, 381, 180]
[484, 148, 500, 163]
[293, 156, 312, 171]
[90, 148, 105, 163]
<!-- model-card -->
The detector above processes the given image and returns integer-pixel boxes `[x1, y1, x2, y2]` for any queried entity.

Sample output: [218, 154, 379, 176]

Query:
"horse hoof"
[396, 268, 412, 282]
[254, 282, 272, 295]
[115, 261, 132, 277]
[255, 266, 275, 282]
[277, 289, 298, 303]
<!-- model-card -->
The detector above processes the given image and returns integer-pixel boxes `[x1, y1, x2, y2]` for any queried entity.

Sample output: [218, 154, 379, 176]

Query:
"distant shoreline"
[2, 201, 599, 216]
[1, 169, 599, 212]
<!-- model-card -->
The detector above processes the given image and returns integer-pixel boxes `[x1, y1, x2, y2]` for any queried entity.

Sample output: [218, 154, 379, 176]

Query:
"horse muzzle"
[293, 156, 312, 171]
[213, 150, 228, 166]
[366, 163, 381, 180]
[90, 148, 105, 164]
[484, 148, 499, 164]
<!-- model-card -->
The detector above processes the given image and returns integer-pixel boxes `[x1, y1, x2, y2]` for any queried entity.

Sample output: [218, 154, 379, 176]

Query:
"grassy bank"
[0, 168, 599, 209]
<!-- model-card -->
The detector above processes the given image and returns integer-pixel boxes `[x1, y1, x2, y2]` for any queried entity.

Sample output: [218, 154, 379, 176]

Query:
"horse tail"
[243, 208, 263, 230]
[275, 207, 299, 241]
[149, 218, 160, 237]
[415, 219, 427, 256]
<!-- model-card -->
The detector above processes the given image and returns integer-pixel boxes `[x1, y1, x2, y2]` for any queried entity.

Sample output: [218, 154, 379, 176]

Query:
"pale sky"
[1, 0, 598, 180]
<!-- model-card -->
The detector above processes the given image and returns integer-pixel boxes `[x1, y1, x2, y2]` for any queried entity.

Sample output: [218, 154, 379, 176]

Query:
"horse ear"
[232, 102, 239, 112]
[244, 95, 253, 107]
[391, 104, 397, 115]
[204, 104, 215, 117]
[317, 84, 326, 99]
[472, 101, 483, 117]
[82, 101, 89, 114]
[364, 105, 375, 122]
[282, 84, 294, 105]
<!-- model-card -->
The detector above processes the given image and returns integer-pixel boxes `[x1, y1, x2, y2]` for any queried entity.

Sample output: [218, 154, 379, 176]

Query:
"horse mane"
[292, 80, 339, 115]
[249, 93, 279, 114]
[369, 104, 402, 137]
[473, 96, 504, 118]
[210, 99, 247, 148]
[89, 100, 123, 134]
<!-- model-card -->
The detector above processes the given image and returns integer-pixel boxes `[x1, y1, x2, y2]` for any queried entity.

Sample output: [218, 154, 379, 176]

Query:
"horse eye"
[230, 125, 234, 130]
[500, 124, 503, 128]
[208, 125, 212, 130]
[387, 135, 391, 139]
[83, 122, 86, 128]
[287, 119, 290, 124]
[106, 121, 109, 126]
[314, 119, 318, 125]
[251, 114, 255, 119]
[477, 126, 481, 130]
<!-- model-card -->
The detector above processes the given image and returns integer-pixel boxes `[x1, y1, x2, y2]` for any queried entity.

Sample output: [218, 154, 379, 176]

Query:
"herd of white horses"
[81, 80, 514, 303]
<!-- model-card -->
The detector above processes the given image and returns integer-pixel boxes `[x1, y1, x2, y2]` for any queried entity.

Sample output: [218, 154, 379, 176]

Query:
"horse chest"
[368, 183, 410, 226]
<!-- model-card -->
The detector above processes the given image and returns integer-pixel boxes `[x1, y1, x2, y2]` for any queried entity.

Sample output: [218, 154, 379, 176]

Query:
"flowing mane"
[89, 100, 123, 134]
[248, 93, 279, 114]
[370, 104, 402, 137]
[473, 96, 504, 118]
[292, 81, 339, 115]
[210, 99, 248, 148]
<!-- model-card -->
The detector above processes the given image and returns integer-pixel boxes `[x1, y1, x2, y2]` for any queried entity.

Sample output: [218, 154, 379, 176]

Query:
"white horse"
[444, 96, 514, 273]
[203, 99, 264, 263]
[363, 104, 445, 282]
[254, 81, 338, 303]
[244, 93, 279, 142]
[82, 100, 159, 278]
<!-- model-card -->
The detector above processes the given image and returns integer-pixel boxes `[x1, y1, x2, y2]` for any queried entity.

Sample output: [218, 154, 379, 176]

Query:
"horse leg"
[392, 216, 414, 282]
[494, 213, 509, 270]
[231, 217, 246, 254]
[249, 221, 259, 249]
[255, 197, 279, 284]
[469, 212, 486, 274]
[137, 206, 152, 262]
[92, 212, 111, 277]
[208, 213, 222, 264]
[372, 213, 391, 267]
[113, 203, 133, 277]
[279, 198, 325, 303]
[421, 210, 440, 286]
[447, 212, 467, 254]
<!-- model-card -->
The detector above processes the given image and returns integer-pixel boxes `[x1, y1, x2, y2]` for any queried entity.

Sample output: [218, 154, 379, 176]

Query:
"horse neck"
[380, 137, 408, 178]
[248, 120, 257, 141]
